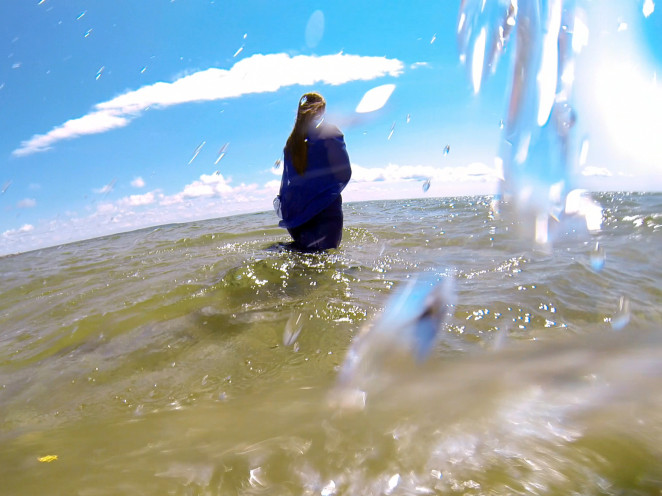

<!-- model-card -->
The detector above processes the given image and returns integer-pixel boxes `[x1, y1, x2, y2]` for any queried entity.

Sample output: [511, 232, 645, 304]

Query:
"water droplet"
[274, 158, 282, 169]
[1, 180, 12, 194]
[430, 33, 437, 44]
[76, 10, 86, 20]
[386, 474, 401, 494]
[188, 141, 206, 165]
[590, 242, 605, 271]
[84, 28, 93, 38]
[305, 10, 325, 48]
[214, 142, 229, 165]
[95, 66, 105, 80]
[406, 113, 411, 123]
[643, 0, 655, 17]
[140, 66, 147, 74]
[233, 45, 244, 57]
[611, 296, 630, 330]
[555, 102, 576, 134]
[321, 480, 336, 496]
[283, 312, 303, 346]
[443, 144, 450, 155]
[499, 119, 504, 129]
[248, 467, 266, 487]
[422, 178, 431, 192]
[355, 84, 396, 113]
[579, 137, 590, 166]
[387, 122, 395, 140]
[471, 27, 487, 94]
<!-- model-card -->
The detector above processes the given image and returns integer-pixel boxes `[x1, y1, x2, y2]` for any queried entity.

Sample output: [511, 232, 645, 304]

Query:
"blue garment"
[286, 195, 343, 251]
[275, 121, 351, 234]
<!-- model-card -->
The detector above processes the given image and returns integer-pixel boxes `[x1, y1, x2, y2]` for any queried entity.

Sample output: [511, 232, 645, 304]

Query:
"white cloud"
[13, 110, 130, 157]
[13, 52, 404, 156]
[131, 177, 145, 188]
[118, 191, 157, 207]
[2, 162, 498, 255]
[17, 198, 36, 208]
[2, 224, 34, 237]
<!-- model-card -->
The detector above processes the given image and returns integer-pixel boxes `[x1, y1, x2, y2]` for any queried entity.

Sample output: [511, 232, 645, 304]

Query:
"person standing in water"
[274, 92, 352, 251]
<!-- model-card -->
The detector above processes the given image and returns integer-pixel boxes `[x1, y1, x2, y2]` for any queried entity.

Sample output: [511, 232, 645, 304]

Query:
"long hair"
[285, 92, 326, 175]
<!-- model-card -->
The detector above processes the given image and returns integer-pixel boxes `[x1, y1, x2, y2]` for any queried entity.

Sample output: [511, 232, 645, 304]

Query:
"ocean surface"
[1, 192, 662, 495]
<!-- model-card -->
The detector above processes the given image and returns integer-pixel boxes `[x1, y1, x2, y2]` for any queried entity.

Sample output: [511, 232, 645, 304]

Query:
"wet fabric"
[275, 121, 351, 231]
[286, 195, 343, 251]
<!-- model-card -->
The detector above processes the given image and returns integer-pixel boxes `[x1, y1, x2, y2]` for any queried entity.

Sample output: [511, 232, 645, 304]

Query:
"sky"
[1, 0, 661, 255]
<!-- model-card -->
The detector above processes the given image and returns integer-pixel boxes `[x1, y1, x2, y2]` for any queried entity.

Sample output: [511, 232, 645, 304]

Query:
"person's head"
[296, 92, 326, 126]
[286, 92, 326, 175]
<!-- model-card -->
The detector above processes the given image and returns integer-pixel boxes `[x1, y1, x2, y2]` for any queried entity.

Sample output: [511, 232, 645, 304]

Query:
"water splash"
[458, 0, 603, 245]
[333, 274, 455, 406]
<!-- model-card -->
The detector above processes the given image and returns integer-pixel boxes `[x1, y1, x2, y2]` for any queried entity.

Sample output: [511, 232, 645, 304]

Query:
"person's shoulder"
[315, 121, 343, 140]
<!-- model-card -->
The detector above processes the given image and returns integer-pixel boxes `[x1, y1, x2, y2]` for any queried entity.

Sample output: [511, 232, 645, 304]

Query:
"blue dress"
[275, 121, 352, 251]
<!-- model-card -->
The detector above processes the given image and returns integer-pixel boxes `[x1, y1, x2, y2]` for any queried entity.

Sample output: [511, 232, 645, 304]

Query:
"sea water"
[1, 192, 662, 494]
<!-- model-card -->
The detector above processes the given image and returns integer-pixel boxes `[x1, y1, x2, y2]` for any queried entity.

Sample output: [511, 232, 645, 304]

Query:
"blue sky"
[1, 0, 661, 255]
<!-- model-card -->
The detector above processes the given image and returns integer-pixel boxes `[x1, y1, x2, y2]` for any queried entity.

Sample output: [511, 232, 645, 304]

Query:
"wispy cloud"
[13, 53, 404, 157]
[94, 179, 116, 194]
[17, 198, 36, 208]
[2, 224, 34, 237]
[350, 162, 500, 183]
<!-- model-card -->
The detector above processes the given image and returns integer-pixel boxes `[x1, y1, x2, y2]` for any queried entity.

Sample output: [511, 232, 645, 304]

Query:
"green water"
[1, 194, 662, 494]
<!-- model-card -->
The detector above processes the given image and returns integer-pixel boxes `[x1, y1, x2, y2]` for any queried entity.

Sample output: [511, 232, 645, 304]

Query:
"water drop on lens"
[611, 296, 630, 330]
[590, 242, 605, 271]
[422, 178, 431, 192]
